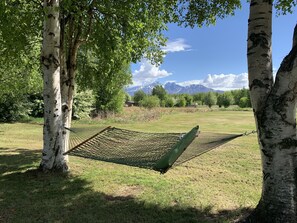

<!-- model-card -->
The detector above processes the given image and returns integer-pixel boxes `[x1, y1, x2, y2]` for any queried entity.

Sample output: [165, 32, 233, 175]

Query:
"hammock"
[64, 126, 252, 173]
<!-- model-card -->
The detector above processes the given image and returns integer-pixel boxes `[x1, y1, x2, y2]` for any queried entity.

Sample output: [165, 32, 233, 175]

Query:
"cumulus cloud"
[162, 38, 191, 53]
[132, 38, 191, 86]
[178, 73, 248, 90]
[132, 60, 172, 86]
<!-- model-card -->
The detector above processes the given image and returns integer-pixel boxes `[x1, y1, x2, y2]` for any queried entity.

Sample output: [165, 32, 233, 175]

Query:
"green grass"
[0, 108, 261, 222]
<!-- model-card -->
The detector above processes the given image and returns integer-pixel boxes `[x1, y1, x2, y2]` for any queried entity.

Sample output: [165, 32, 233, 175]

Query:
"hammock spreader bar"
[64, 126, 112, 155]
[154, 126, 199, 173]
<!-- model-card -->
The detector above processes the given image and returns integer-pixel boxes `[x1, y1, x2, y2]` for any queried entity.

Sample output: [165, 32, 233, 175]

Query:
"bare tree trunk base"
[39, 162, 69, 173]
[239, 202, 297, 223]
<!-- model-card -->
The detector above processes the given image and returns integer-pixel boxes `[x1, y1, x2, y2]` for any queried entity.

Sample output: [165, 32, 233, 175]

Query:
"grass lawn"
[0, 108, 261, 223]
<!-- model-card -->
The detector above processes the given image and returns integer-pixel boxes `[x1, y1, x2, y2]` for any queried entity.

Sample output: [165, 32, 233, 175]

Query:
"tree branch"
[77, 5, 94, 44]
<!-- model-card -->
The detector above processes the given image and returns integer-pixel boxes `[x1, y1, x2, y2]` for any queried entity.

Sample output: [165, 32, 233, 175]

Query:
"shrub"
[160, 100, 166, 107]
[231, 88, 249, 105]
[165, 96, 175, 107]
[204, 92, 217, 108]
[133, 90, 146, 105]
[217, 92, 234, 108]
[183, 94, 193, 106]
[104, 90, 126, 113]
[125, 93, 131, 103]
[176, 96, 186, 107]
[0, 94, 30, 122]
[239, 97, 251, 108]
[73, 90, 96, 119]
[28, 93, 44, 117]
[193, 93, 205, 103]
[139, 95, 160, 109]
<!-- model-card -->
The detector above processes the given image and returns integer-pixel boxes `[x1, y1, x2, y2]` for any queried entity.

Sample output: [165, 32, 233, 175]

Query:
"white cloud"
[132, 60, 172, 86]
[178, 73, 248, 90]
[162, 38, 191, 53]
[132, 38, 191, 86]
[273, 67, 278, 77]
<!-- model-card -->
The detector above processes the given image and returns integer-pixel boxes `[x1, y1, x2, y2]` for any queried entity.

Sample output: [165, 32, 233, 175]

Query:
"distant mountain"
[163, 82, 184, 94]
[125, 82, 159, 95]
[164, 82, 219, 94]
[126, 82, 222, 96]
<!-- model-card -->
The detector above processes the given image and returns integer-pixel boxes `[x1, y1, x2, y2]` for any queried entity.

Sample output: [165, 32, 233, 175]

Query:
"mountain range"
[126, 82, 223, 96]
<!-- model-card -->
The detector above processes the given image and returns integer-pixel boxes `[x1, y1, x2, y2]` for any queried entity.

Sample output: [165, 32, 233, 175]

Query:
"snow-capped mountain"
[164, 82, 217, 94]
[126, 82, 160, 95]
[163, 82, 184, 94]
[126, 82, 222, 96]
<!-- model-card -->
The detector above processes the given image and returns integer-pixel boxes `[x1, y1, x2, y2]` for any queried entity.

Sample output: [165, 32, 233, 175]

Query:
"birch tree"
[0, 0, 243, 172]
[40, 0, 67, 172]
[1, 0, 175, 171]
[177, 0, 297, 221]
[53, 0, 175, 171]
[245, 0, 297, 222]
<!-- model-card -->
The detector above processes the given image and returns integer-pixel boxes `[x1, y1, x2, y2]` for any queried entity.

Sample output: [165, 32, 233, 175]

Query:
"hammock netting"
[65, 125, 244, 173]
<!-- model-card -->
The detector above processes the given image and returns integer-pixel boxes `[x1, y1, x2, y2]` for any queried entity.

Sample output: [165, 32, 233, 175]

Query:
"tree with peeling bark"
[179, 0, 297, 221]
[41, 0, 67, 171]
[38, 0, 243, 172]
[1, 0, 174, 171]
[43, 0, 176, 172]
[245, 0, 297, 222]
[1, 0, 176, 171]
[0, 0, 245, 172]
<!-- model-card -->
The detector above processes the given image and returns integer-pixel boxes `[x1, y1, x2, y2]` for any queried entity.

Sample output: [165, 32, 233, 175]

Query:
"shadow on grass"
[0, 148, 40, 174]
[0, 148, 252, 223]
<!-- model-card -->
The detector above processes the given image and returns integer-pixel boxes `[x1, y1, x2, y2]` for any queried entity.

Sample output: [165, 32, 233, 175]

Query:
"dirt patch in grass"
[104, 185, 144, 202]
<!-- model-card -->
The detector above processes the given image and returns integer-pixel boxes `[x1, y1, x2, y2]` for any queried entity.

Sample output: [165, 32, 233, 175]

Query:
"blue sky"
[131, 1, 297, 90]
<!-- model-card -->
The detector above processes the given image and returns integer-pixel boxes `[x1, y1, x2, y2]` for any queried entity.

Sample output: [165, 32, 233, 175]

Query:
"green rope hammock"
[64, 126, 252, 173]
[65, 126, 199, 173]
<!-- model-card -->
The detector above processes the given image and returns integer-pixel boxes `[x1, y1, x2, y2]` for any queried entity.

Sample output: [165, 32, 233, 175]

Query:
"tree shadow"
[0, 148, 40, 174]
[0, 148, 253, 223]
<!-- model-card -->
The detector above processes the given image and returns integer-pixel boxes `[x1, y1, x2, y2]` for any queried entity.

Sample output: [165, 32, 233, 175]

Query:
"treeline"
[0, 83, 251, 122]
[131, 85, 251, 109]
[0, 91, 95, 122]
[0, 50, 132, 122]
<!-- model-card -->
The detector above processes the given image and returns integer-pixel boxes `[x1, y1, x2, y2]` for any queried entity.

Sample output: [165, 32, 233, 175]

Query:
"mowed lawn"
[0, 108, 261, 223]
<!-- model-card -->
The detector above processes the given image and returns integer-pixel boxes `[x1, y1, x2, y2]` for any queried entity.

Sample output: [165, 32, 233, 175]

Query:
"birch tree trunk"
[60, 14, 69, 161]
[40, 0, 68, 172]
[60, 15, 81, 156]
[246, 0, 297, 221]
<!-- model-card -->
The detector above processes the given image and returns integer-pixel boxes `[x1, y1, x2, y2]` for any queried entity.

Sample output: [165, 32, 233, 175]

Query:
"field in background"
[0, 107, 260, 223]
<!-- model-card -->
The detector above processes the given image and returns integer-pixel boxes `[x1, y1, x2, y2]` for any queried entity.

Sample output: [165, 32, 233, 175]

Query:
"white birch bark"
[248, 0, 273, 113]
[247, 0, 297, 221]
[60, 16, 70, 162]
[60, 15, 82, 156]
[59, 6, 93, 156]
[40, 0, 68, 172]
